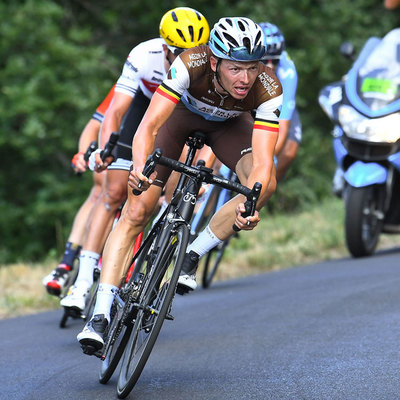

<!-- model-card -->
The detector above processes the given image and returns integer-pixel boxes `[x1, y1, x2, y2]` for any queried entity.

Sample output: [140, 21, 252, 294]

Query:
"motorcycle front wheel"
[344, 185, 384, 257]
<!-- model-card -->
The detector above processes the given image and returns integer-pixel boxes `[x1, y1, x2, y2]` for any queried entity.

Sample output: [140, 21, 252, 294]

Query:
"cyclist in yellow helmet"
[59, 8, 210, 314]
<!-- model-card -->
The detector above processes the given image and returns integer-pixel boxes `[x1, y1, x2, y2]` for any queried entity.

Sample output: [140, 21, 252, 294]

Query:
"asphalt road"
[2, 248, 400, 400]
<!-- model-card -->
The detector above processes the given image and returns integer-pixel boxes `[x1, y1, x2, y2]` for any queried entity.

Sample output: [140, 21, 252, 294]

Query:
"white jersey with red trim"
[116, 38, 166, 99]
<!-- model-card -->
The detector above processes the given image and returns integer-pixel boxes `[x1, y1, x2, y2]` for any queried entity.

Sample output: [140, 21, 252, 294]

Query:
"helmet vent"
[223, 32, 239, 47]
[171, 11, 178, 22]
[243, 37, 251, 53]
[237, 20, 247, 32]
[188, 25, 194, 42]
[198, 27, 204, 42]
[176, 29, 187, 43]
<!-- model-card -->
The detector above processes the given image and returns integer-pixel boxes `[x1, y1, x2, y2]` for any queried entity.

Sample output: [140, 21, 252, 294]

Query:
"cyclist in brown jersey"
[78, 17, 283, 351]
[59, 7, 210, 313]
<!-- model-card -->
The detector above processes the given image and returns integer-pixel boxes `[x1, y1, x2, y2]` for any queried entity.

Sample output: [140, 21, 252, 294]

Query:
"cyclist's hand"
[234, 203, 260, 231]
[128, 166, 156, 193]
[88, 149, 112, 173]
[71, 152, 86, 173]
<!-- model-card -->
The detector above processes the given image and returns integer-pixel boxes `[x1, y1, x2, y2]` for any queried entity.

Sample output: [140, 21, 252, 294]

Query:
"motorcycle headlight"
[338, 105, 400, 143]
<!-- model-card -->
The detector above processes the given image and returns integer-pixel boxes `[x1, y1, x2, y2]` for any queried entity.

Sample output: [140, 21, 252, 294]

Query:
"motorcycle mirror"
[340, 42, 356, 60]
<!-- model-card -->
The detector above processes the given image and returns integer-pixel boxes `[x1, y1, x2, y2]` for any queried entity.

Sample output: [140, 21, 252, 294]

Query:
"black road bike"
[93, 132, 261, 399]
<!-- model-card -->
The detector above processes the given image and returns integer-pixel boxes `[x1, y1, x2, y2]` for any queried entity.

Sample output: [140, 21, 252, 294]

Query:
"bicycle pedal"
[64, 307, 82, 319]
[81, 344, 103, 358]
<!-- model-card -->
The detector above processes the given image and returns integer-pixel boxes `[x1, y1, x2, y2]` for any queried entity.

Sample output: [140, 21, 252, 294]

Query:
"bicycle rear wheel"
[116, 224, 189, 399]
[99, 232, 155, 384]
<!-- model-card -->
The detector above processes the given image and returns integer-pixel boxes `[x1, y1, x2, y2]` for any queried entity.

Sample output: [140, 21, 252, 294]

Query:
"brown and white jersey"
[156, 45, 282, 134]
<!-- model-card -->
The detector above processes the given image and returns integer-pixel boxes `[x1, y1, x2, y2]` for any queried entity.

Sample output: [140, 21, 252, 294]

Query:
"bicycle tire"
[201, 238, 230, 288]
[59, 257, 80, 328]
[190, 185, 220, 238]
[99, 233, 156, 384]
[116, 224, 189, 398]
[82, 268, 100, 321]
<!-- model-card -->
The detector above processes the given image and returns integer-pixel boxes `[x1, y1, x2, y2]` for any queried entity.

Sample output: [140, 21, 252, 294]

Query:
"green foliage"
[0, 0, 116, 262]
[1, 0, 399, 262]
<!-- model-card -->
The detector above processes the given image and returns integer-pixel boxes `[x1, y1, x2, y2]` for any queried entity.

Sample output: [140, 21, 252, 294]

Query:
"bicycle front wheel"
[117, 224, 189, 399]
[99, 232, 156, 384]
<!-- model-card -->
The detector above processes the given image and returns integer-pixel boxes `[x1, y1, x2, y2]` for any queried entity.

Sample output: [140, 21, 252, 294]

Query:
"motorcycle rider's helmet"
[159, 7, 210, 55]
[208, 17, 266, 61]
[259, 22, 285, 60]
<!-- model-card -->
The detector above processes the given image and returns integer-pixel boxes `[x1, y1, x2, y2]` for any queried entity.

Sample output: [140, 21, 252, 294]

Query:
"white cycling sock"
[92, 283, 119, 322]
[187, 225, 223, 258]
[75, 250, 100, 291]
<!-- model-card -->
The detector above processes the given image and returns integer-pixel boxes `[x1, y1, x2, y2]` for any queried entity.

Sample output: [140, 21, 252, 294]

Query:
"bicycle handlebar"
[132, 149, 162, 195]
[133, 148, 262, 231]
[83, 141, 98, 162]
[100, 132, 119, 162]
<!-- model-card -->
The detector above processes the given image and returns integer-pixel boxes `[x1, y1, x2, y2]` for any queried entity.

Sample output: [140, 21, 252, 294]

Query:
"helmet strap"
[214, 58, 229, 95]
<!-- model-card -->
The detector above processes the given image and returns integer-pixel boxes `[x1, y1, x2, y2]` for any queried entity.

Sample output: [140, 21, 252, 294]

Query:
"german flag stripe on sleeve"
[156, 83, 181, 104]
[254, 119, 279, 133]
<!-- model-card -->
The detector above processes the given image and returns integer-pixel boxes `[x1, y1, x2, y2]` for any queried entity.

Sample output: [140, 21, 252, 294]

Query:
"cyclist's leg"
[61, 92, 150, 309]
[77, 110, 191, 349]
[77, 185, 162, 350]
[177, 113, 276, 292]
[61, 167, 128, 310]
[44, 170, 106, 295]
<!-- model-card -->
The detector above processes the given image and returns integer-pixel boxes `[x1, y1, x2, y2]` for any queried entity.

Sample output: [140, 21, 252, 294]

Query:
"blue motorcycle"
[319, 29, 400, 257]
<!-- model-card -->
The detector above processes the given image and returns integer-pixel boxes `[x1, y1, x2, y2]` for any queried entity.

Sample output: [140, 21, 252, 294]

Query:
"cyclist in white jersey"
[60, 7, 210, 313]
[77, 17, 283, 353]
[259, 22, 302, 182]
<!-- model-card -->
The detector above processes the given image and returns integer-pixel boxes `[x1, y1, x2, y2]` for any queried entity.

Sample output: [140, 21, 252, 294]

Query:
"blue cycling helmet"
[209, 17, 266, 61]
[259, 22, 285, 60]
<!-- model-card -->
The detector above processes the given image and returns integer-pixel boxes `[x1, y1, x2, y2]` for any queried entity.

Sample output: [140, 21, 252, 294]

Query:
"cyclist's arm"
[275, 57, 297, 155]
[274, 119, 290, 155]
[131, 91, 177, 177]
[248, 127, 278, 197]
[72, 117, 101, 173]
[99, 91, 132, 148]
[78, 118, 101, 154]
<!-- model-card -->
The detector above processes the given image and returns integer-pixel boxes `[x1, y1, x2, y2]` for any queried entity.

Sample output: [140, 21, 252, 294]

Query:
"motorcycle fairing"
[333, 136, 347, 166]
[318, 81, 344, 123]
[388, 151, 400, 172]
[345, 29, 400, 118]
[344, 160, 387, 187]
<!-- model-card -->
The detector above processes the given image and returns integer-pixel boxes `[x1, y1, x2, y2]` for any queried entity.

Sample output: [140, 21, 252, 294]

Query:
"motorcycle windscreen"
[345, 29, 400, 117]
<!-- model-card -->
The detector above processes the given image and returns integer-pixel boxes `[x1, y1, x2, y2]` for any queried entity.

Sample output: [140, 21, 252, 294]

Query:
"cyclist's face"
[211, 57, 260, 99]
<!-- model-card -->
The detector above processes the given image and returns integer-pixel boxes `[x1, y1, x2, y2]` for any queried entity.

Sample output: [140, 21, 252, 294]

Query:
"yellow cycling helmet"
[159, 7, 210, 49]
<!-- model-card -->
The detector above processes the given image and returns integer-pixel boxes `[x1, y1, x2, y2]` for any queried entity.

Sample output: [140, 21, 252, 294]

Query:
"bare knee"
[124, 200, 151, 229]
[104, 181, 127, 207]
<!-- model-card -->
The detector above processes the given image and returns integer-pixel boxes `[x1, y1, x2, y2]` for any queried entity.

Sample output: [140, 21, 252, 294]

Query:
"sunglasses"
[262, 58, 280, 66]
[228, 45, 266, 61]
